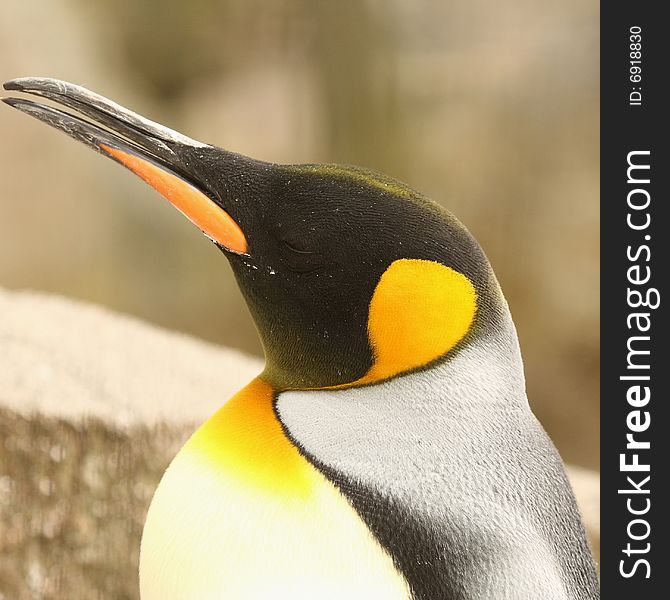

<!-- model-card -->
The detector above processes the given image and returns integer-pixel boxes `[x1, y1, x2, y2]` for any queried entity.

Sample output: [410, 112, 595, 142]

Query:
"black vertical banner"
[601, 3, 669, 598]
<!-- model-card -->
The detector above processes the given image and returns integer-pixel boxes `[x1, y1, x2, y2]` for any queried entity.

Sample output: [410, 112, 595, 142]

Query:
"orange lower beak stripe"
[101, 145, 248, 254]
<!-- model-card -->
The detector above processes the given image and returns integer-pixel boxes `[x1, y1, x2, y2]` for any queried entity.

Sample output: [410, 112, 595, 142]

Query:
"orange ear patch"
[101, 145, 248, 254]
[358, 259, 477, 384]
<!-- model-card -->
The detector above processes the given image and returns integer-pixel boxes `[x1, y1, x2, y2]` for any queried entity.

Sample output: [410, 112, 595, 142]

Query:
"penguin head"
[3, 78, 504, 390]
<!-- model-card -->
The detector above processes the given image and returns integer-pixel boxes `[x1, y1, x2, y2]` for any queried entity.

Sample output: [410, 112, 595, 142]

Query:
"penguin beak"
[2, 77, 248, 255]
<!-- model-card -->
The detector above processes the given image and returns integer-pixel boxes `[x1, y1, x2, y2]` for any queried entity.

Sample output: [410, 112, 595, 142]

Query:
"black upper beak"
[2, 77, 249, 254]
[2, 77, 206, 179]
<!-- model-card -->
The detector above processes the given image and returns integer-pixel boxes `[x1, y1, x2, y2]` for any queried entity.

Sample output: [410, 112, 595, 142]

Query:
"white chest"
[139, 426, 411, 600]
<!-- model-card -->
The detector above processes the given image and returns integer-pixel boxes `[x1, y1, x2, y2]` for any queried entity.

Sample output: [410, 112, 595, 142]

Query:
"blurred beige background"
[1, 0, 598, 596]
[0, 0, 599, 464]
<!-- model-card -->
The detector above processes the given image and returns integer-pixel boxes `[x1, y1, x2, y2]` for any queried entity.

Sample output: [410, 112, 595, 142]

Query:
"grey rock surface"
[1, 288, 263, 427]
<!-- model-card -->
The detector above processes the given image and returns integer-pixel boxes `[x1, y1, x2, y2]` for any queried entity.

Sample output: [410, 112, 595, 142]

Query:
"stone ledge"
[0, 288, 263, 427]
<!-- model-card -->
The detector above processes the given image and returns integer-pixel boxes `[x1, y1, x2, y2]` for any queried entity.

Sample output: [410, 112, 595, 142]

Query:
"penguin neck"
[433, 302, 528, 409]
[276, 303, 531, 469]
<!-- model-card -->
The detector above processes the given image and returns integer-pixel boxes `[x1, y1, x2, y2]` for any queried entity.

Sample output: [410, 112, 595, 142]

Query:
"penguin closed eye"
[3, 78, 599, 600]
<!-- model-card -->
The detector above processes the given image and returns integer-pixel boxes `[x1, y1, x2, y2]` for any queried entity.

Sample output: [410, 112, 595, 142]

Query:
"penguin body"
[3, 78, 600, 600]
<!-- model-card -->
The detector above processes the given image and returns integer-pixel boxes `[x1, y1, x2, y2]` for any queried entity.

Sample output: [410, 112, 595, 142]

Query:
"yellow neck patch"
[358, 259, 477, 384]
[185, 378, 314, 498]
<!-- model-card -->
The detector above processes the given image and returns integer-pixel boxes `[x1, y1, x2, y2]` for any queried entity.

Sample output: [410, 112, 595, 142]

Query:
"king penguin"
[3, 78, 599, 600]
